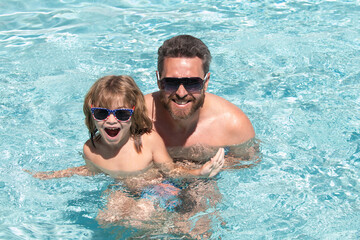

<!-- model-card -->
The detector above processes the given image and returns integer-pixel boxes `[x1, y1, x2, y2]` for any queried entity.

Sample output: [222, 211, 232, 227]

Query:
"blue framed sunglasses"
[157, 72, 208, 93]
[91, 106, 135, 122]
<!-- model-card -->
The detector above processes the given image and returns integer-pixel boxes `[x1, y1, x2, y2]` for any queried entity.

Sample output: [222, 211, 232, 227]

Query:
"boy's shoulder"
[83, 139, 93, 150]
[83, 139, 98, 159]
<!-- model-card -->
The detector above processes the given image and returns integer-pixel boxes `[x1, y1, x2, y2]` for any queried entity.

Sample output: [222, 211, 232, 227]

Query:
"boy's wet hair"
[83, 75, 152, 153]
[157, 35, 212, 78]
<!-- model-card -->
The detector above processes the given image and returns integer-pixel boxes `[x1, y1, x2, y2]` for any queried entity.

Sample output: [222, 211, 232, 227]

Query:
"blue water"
[1, 0, 360, 239]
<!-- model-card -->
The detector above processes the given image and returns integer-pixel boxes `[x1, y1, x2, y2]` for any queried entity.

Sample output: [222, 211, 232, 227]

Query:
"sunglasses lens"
[184, 78, 203, 92]
[162, 78, 203, 92]
[162, 79, 179, 92]
[115, 110, 132, 121]
[93, 109, 109, 120]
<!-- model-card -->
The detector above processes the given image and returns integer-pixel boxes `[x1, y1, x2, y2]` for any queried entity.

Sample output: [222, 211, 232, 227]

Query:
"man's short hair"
[157, 35, 212, 77]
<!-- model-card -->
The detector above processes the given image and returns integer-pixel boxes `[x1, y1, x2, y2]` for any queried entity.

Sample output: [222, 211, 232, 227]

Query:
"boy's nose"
[107, 113, 117, 122]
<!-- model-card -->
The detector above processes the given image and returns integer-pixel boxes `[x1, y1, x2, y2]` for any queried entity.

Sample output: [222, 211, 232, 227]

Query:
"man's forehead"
[163, 57, 204, 76]
[163, 56, 202, 64]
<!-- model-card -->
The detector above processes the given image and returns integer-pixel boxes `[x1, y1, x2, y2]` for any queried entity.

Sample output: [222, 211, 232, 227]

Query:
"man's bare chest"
[166, 144, 219, 165]
[156, 122, 224, 148]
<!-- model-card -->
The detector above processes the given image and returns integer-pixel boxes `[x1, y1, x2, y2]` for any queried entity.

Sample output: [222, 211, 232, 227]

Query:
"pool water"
[1, 0, 360, 239]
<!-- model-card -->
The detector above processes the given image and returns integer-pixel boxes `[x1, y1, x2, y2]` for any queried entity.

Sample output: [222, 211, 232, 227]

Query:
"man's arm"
[149, 131, 225, 178]
[212, 94, 259, 169]
[223, 139, 261, 169]
[223, 112, 260, 169]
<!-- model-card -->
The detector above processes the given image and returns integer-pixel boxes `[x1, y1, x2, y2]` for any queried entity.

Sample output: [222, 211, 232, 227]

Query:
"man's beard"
[160, 91, 205, 120]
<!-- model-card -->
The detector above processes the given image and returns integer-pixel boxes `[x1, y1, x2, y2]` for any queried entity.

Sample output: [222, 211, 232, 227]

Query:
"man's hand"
[199, 148, 225, 177]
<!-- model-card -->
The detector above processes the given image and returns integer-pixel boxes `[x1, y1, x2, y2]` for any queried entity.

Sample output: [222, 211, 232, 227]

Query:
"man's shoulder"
[203, 93, 255, 143]
[205, 93, 244, 114]
[205, 92, 233, 103]
[144, 91, 160, 101]
[144, 91, 160, 112]
[144, 92, 153, 106]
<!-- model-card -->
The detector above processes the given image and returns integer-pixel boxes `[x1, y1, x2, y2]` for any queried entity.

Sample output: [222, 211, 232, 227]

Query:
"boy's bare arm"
[24, 165, 94, 180]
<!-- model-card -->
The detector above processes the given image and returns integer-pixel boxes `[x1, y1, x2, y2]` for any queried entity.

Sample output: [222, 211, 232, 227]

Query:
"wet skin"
[145, 57, 256, 164]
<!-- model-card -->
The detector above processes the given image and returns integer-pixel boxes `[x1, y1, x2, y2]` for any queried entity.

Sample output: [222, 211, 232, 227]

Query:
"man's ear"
[203, 72, 210, 91]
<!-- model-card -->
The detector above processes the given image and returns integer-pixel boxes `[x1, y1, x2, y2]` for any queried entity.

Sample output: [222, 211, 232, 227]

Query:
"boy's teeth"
[105, 128, 120, 137]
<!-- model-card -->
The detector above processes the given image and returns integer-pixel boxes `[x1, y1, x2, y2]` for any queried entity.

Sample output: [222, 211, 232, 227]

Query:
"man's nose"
[175, 84, 188, 98]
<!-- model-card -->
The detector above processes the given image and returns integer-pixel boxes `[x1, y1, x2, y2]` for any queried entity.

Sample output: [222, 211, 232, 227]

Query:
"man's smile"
[172, 99, 191, 106]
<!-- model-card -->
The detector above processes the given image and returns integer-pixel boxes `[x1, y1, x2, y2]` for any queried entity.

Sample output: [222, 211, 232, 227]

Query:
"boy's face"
[93, 98, 132, 146]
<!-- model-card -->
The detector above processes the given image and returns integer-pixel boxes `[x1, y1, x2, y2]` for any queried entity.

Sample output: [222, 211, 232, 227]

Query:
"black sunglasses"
[91, 106, 135, 122]
[157, 73, 208, 93]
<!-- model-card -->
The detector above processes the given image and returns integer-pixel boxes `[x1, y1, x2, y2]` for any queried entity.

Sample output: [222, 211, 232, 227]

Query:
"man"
[143, 35, 258, 237]
[145, 34, 256, 167]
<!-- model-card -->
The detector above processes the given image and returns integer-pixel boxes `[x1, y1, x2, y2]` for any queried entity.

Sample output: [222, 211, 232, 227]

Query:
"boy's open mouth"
[105, 128, 120, 137]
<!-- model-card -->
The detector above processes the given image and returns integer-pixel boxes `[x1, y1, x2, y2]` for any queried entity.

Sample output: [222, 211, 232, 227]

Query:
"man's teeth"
[174, 100, 189, 105]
